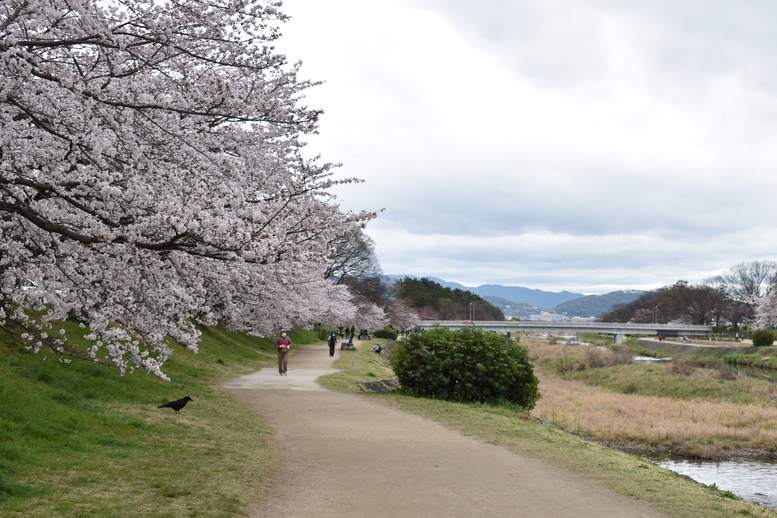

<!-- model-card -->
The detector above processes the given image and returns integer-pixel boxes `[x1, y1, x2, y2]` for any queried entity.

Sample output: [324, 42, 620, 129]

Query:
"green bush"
[373, 327, 398, 340]
[390, 327, 540, 410]
[752, 329, 775, 347]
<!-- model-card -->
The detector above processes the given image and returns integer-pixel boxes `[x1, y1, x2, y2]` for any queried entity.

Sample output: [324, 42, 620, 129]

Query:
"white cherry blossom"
[0, 0, 377, 377]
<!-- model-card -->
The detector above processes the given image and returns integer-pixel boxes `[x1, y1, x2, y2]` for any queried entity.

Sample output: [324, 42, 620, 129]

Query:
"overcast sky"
[278, 0, 777, 295]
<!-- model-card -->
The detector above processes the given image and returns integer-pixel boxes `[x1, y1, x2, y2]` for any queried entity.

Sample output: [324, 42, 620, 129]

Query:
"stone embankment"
[635, 338, 777, 357]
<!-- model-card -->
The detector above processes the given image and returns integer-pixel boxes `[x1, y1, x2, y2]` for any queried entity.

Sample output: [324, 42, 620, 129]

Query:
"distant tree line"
[395, 277, 505, 321]
[600, 260, 777, 330]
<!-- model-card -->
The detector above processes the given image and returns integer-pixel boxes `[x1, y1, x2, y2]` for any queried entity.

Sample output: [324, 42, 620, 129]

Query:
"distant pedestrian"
[682, 336, 688, 344]
[328, 333, 337, 357]
[350, 325, 355, 338]
[276, 330, 291, 375]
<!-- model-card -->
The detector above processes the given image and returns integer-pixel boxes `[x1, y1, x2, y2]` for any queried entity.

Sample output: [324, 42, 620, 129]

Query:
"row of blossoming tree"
[0, 0, 387, 378]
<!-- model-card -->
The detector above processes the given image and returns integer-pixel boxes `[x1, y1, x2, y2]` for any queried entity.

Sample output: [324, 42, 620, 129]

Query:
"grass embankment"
[529, 338, 777, 458]
[321, 341, 777, 518]
[317, 340, 396, 392]
[0, 323, 321, 517]
[725, 352, 777, 370]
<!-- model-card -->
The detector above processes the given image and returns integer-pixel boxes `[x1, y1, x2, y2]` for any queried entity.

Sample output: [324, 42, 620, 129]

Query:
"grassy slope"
[0, 323, 320, 517]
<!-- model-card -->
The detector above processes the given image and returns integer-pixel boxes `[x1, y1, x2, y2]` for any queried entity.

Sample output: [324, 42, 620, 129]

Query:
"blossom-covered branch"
[0, 0, 378, 377]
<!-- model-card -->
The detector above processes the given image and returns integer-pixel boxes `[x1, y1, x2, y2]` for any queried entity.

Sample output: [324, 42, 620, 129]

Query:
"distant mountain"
[551, 290, 646, 318]
[385, 275, 645, 320]
[465, 283, 584, 309]
[386, 275, 585, 308]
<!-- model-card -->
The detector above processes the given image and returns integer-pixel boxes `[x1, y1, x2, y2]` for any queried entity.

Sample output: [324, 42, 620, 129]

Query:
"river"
[649, 456, 777, 510]
[638, 360, 777, 510]
[553, 337, 777, 510]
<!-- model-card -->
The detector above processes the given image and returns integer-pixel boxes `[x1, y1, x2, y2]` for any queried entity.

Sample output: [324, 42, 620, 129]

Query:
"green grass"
[724, 352, 777, 370]
[0, 323, 321, 517]
[537, 344, 777, 405]
[317, 339, 395, 392]
[557, 361, 777, 404]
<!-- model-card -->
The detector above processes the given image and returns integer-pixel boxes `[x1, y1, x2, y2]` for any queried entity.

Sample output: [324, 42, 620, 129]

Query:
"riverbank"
[4, 328, 775, 517]
[634, 338, 777, 357]
[232, 341, 777, 518]
[529, 336, 777, 459]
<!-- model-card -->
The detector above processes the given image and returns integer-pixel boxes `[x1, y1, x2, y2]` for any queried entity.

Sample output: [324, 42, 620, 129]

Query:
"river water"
[546, 338, 777, 509]
[651, 457, 777, 510]
[640, 360, 777, 510]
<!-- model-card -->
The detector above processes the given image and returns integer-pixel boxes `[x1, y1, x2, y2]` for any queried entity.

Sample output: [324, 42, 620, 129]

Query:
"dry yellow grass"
[532, 371, 777, 456]
[528, 338, 777, 457]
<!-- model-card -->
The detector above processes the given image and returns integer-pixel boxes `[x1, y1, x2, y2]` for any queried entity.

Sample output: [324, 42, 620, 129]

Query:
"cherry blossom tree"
[755, 296, 777, 330]
[707, 261, 777, 321]
[0, 0, 374, 377]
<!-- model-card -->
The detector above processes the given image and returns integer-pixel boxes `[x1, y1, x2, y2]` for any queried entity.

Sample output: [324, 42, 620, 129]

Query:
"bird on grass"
[158, 396, 193, 413]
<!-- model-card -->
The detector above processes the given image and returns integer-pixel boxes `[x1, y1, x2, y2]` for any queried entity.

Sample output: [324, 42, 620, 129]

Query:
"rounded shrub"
[752, 329, 775, 347]
[373, 327, 398, 340]
[390, 326, 540, 410]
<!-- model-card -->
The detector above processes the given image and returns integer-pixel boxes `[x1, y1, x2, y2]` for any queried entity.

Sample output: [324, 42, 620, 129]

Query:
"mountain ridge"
[386, 275, 584, 308]
[386, 275, 645, 318]
[552, 290, 646, 318]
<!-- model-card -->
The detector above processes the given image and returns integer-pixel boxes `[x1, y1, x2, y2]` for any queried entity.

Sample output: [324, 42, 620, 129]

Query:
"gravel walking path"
[225, 342, 668, 518]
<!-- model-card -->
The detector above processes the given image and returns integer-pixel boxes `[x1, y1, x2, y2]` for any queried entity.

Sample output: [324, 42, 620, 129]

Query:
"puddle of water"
[654, 457, 777, 510]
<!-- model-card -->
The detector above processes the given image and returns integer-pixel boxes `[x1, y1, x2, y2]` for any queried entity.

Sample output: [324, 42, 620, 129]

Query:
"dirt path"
[225, 342, 668, 518]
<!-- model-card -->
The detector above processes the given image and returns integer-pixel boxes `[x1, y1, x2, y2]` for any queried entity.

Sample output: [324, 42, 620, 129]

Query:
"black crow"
[158, 396, 193, 413]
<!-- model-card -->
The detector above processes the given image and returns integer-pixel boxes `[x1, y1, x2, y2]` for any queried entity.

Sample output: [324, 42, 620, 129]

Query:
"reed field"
[527, 337, 777, 458]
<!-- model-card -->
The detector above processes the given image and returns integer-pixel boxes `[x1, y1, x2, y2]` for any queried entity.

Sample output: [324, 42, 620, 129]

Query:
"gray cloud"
[281, 0, 777, 293]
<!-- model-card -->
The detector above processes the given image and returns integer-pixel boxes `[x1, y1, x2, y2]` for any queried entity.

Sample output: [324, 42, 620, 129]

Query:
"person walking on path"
[327, 333, 337, 357]
[276, 330, 291, 375]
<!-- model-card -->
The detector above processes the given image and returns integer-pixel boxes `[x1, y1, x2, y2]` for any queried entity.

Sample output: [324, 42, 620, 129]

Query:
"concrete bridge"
[415, 320, 713, 344]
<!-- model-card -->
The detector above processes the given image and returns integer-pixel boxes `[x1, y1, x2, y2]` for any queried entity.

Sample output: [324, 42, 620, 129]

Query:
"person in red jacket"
[276, 330, 291, 375]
